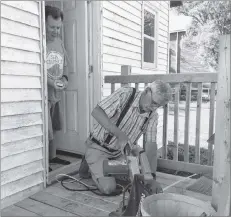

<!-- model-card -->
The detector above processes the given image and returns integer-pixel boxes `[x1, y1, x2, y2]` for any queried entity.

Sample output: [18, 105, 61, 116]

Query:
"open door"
[44, 1, 91, 184]
[48, 1, 89, 155]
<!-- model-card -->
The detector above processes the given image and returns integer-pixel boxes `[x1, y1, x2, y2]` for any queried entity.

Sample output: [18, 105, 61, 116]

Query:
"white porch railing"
[104, 68, 217, 176]
[104, 34, 230, 216]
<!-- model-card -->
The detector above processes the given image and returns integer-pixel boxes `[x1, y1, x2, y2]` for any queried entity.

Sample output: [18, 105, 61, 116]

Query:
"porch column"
[121, 65, 131, 87]
[211, 34, 230, 215]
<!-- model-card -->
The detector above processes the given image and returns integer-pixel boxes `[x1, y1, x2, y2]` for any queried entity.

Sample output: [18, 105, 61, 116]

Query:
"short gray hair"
[147, 80, 172, 105]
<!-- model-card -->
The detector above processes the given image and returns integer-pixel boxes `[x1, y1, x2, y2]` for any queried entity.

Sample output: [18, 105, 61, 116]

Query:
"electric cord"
[56, 174, 96, 187]
[162, 173, 198, 191]
[122, 183, 132, 208]
[56, 173, 127, 197]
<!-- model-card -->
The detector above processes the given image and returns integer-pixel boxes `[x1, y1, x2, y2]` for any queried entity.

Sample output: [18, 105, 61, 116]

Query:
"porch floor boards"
[2, 171, 212, 216]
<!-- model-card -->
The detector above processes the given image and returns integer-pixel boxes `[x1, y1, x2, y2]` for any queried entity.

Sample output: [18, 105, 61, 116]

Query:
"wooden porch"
[2, 160, 212, 216]
[1, 35, 229, 216]
[0, 69, 219, 216]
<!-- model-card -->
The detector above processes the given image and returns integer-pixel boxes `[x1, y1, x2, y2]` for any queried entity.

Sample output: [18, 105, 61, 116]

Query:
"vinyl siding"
[101, 1, 169, 97]
[1, 1, 45, 208]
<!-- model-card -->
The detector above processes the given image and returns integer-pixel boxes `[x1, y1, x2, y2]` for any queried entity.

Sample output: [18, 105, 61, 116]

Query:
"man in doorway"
[45, 6, 71, 171]
[79, 81, 172, 194]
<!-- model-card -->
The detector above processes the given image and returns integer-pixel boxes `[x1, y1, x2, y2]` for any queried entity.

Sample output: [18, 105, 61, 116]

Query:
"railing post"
[184, 83, 191, 162]
[121, 65, 131, 87]
[212, 35, 230, 215]
[111, 83, 115, 94]
[173, 84, 180, 161]
[162, 104, 169, 159]
[208, 83, 216, 166]
[195, 83, 202, 164]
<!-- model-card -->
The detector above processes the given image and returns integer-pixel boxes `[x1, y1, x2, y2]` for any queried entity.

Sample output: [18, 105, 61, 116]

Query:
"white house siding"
[101, 1, 169, 97]
[1, 1, 45, 208]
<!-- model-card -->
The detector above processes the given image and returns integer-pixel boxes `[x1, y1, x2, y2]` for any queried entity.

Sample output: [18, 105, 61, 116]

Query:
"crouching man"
[79, 80, 172, 194]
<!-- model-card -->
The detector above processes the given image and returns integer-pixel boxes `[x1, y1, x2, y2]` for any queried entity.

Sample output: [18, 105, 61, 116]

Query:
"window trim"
[141, 3, 158, 70]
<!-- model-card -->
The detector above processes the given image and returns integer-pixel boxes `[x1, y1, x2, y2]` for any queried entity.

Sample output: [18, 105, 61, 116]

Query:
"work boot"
[79, 156, 91, 179]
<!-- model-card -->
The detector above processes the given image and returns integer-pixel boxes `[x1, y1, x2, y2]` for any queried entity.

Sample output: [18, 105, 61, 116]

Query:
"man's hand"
[155, 181, 163, 194]
[131, 145, 143, 156]
[54, 79, 65, 90]
[61, 76, 68, 89]
[115, 132, 132, 155]
[150, 179, 163, 194]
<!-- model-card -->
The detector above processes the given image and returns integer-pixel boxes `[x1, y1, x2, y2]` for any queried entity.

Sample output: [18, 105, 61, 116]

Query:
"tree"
[174, 1, 230, 71]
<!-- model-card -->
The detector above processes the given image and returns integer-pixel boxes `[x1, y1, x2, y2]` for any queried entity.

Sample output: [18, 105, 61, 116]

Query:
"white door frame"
[41, 0, 103, 185]
[40, 1, 49, 188]
[88, 1, 102, 130]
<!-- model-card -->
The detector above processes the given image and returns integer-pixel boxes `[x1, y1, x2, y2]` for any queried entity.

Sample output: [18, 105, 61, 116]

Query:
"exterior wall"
[1, 1, 45, 208]
[101, 1, 169, 97]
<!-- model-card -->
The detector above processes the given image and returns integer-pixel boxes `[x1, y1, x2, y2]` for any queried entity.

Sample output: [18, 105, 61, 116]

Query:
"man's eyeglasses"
[150, 90, 162, 108]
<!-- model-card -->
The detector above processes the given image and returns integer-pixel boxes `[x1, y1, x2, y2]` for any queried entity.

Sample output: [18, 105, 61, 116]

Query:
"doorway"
[44, 1, 90, 183]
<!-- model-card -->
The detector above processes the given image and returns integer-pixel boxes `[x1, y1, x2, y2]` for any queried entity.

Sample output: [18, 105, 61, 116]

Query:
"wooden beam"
[135, 83, 139, 90]
[16, 198, 77, 216]
[176, 31, 179, 74]
[212, 34, 230, 215]
[157, 158, 213, 175]
[104, 73, 218, 84]
[48, 161, 81, 185]
[1, 205, 40, 216]
[111, 83, 115, 94]
[208, 83, 216, 166]
[173, 84, 180, 161]
[121, 65, 131, 87]
[1, 183, 44, 209]
[184, 83, 191, 162]
[176, 32, 182, 74]
[162, 103, 169, 159]
[195, 83, 202, 164]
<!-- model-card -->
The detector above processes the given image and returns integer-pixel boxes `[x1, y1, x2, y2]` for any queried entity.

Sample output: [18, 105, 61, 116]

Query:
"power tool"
[103, 145, 153, 184]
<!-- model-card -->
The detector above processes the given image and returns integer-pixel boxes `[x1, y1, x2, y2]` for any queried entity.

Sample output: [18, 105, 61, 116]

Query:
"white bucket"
[141, 193, 216, 216]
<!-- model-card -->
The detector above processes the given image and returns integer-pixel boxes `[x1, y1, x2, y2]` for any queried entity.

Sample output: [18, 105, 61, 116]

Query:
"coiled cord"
[56, 173, 126, 196]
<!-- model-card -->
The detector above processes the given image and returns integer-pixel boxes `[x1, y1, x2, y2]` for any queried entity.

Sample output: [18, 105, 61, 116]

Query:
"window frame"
[141, 3, 158, 70]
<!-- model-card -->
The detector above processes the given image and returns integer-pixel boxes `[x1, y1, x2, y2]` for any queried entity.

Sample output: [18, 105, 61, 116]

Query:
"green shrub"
[158, 141, 214, 177]
[165, 141, 214, 165]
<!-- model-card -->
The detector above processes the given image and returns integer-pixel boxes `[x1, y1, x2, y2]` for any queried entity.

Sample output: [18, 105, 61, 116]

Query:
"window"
[142, 6, 157, 69]
[169, 31, 186, 74]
